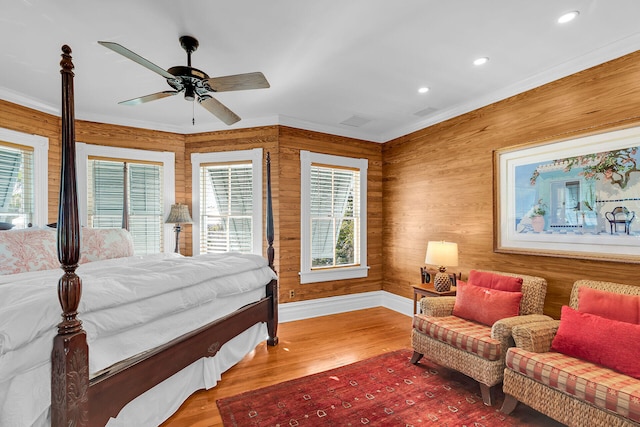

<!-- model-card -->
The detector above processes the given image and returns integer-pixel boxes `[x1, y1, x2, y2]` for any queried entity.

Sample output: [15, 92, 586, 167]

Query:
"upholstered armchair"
[501, 280, 640, 426]
[411, 270, 549, 406]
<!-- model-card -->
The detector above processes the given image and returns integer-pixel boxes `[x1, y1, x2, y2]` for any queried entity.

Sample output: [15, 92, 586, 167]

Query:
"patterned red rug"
[217, 349, 553, 426]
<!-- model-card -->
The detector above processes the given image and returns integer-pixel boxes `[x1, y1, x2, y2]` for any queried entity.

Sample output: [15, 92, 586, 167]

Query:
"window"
[310, 165, 359, 267]
[0, 128, 48, 228]
[77, 143, 175, 254]
[191, 148, 263, 256]
[300, 151, 368, 284]
[0, 143, 33, 228]
[88, 159, 163, 254]
[199, 162, 253, 253]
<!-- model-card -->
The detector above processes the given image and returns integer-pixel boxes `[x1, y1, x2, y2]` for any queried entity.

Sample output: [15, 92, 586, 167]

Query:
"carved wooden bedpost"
[51, 45, 89, 427]
[266, 152, 275, 272]
[265, 152, 279, 345]
[122, 162, 129, 230]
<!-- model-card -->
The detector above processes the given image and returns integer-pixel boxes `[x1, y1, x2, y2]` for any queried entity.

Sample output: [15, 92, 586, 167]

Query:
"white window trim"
[0, 127, 48, 226]
[300, 150, 368, 284]
[191, 148, 263, 256]
[76, 143, 175, 253]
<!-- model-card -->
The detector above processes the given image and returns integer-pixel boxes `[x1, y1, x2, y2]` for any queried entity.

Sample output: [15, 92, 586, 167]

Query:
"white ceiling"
[1, 1, 639, 143]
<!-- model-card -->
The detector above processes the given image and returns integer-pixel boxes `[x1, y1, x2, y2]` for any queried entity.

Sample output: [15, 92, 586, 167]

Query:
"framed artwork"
[494, 125, 640, 263]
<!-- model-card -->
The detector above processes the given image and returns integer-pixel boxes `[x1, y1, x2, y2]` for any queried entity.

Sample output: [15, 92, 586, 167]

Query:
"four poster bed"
[0, 46, 278, 426]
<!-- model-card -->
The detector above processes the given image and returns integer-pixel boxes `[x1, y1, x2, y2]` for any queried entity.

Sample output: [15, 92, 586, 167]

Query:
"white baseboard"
[279, 291, 413, 323]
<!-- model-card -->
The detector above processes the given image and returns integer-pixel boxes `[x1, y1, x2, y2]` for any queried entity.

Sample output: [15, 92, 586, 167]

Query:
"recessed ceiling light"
[418, 87, 430, 94]
[558, 11, 579, 24]
[473, 57, 489, 66]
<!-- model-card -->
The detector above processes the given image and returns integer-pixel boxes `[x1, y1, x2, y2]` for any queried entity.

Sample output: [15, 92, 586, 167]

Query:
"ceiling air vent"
[414, 107, 438, 117]
[340, 115, 372, 127]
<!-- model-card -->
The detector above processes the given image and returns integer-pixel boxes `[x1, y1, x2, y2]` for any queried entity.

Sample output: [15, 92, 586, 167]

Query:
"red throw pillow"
[468, 270, 523, 292]
[578, 287, 640, 324]
[453, 281, 523, 326]
[551, 306, 640, 380]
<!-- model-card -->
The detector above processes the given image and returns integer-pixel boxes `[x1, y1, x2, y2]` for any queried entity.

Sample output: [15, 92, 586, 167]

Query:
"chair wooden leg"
[500, 393, 519, 414]
[479, 383, 494, 406]
[410, 351, 423, 364]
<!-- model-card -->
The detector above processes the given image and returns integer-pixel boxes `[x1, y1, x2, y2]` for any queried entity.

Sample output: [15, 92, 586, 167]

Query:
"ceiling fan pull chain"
[192, 100, 195, 126]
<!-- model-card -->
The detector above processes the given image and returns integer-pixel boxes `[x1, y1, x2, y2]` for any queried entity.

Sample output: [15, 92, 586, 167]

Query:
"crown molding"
[2, 33, 639, 143]
[380, 33, 640, 142]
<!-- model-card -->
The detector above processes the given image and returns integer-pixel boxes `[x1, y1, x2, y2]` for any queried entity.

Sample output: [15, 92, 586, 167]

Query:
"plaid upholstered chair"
[411, 270, 549, 406]
[501, 280, 640, 426]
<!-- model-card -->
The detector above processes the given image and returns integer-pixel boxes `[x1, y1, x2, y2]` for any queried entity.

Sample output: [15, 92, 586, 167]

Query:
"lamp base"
[433, 272, 451, 292]
[173, 224, 182, 254]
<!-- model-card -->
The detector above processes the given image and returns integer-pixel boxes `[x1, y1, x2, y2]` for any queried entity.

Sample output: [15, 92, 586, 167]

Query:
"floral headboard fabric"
[0, 227, 134, 275]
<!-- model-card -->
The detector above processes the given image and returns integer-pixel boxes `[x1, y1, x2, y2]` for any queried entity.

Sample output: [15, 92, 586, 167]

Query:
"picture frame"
[420, 267, 461, 285]
[494, 125, 640, 263]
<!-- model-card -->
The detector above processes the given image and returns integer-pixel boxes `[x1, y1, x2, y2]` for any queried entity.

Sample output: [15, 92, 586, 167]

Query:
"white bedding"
[0, 252, 277, 426]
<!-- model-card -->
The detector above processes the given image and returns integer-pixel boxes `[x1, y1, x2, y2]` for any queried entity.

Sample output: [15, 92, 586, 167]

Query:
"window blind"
[0, 142, 34, 228]
[199, 162, 253, 253]
[88, 159, 163, 254]
[310, 164, 360, 268]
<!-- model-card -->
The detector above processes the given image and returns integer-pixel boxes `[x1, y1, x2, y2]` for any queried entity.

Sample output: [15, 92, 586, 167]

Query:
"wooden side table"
[412, 283, 457, 315]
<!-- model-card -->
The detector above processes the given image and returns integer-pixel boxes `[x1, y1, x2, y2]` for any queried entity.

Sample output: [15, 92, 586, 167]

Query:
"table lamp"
[425, 241, 458, 292]
[165, 203, 193, 254]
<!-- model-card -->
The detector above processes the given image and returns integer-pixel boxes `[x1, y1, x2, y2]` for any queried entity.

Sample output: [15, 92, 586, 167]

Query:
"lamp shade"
[165, 203, 193, 224]
[425, 241, 458, 267]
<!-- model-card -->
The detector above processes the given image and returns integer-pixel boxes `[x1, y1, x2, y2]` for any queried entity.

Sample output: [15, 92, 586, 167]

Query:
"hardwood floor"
[161, 307, 560, 427]
[161, 307, 411, 426]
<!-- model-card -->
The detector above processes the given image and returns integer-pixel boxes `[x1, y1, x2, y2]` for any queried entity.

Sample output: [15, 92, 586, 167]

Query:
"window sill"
[299, 266, 369, 284]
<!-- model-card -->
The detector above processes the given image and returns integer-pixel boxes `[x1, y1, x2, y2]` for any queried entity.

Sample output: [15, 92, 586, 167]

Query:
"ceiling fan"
[98, 35, 269, 125]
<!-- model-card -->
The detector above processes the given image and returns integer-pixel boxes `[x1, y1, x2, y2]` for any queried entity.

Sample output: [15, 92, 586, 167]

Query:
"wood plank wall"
[3, 49, 640, 316]
[382, 50, 640, 318]
[277, 126, 383, 302]
[185, 126, 383, 303]
[74, 121, 187, 252]
[0, 99, 383, 303]
[184, 126, 280, 260]
[0, 100, 188, 251]
[0, 100, 61, 221]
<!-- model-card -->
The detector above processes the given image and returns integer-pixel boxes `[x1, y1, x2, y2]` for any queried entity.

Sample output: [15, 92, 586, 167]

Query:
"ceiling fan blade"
[119, 91, 178, 105]
[206, 72, 270, 92]
[199, 95, 241, 125]
[98, 41, 176, 80]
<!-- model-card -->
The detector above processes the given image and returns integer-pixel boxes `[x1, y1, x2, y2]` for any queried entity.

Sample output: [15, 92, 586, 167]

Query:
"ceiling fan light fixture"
[184, 84, 196, 102]
[473, 57, 489, 66]
[558, 11, 579, 24]
[418, 87, 430, 94]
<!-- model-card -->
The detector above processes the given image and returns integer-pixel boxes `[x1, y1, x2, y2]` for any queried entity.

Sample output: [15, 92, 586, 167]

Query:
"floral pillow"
[0, 227, 135, 275]
[79, 228, 134, 264]
[0, 228, 58, 275]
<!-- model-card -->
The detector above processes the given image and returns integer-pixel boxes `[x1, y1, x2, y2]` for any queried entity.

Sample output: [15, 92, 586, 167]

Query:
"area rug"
[217, 349, 543, 426]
